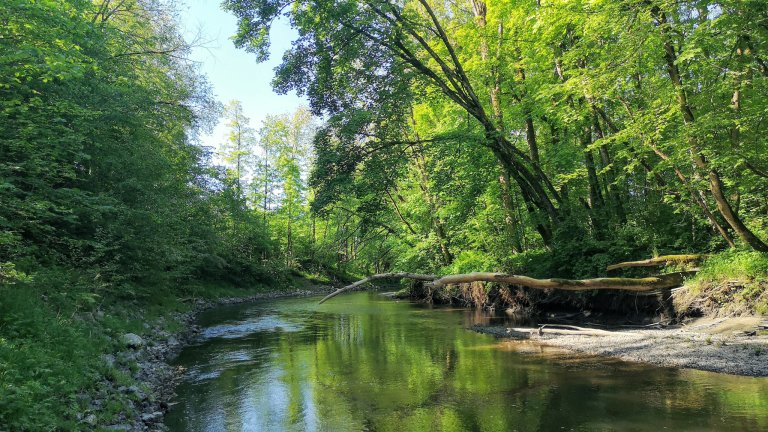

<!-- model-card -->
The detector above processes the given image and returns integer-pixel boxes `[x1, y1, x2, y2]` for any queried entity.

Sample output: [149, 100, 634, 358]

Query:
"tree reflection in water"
[166, 292, 768, 432]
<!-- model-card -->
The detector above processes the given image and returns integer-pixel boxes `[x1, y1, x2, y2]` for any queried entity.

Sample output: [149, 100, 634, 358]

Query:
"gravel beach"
[474, 317, 768, 377]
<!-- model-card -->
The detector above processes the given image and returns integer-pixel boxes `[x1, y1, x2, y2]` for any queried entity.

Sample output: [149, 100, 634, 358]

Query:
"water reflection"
[166, 292, 768, 432]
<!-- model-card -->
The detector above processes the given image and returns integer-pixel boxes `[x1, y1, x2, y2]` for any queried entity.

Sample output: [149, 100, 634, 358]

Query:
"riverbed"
[164, 292, 768, 431]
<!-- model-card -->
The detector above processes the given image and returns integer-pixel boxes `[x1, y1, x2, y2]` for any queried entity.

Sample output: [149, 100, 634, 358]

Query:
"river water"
[165, 292, 768, 431]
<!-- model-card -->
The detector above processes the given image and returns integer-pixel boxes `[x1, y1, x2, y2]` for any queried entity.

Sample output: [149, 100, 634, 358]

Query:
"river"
[165, 292, 768, 431]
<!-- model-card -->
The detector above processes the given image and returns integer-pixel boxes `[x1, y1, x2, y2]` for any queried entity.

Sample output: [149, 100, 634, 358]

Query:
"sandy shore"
[474, 317, 768, 377]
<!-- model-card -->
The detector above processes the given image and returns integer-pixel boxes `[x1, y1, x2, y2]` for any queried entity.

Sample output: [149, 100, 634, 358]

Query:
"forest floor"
[474, 316, 768, 377]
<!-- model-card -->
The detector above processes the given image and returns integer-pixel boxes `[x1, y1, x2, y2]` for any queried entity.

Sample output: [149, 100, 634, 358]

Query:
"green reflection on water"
[165, 292, 768, 432]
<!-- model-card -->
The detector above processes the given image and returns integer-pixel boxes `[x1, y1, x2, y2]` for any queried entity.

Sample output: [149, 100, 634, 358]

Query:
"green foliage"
[695, 252, 768, 284]
[4, 0, 768, 424]
[225, 0, 768, 282]
[688, 252, 768, 315]
[443, 251, 497, 275]
[0, 270, 107, 430]
[0, 1, 287, 429]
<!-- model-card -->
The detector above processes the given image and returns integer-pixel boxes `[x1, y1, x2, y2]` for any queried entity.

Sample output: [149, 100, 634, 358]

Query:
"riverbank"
[474, 316, 768, 377]
[0, 273, 333, 431]
[114, 284, 332, 432]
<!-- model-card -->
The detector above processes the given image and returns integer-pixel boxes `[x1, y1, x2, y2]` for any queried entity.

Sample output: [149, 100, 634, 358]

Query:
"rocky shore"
[98, 287, 330, 432]
[474, 317, 768, 377]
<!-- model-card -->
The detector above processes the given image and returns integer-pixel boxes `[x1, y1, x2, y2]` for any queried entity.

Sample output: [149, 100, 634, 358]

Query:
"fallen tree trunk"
[429, 272, 686, 291]
[319, 272, 436, 304]
[319, 271, 692, 304]
[606, 254, 705, 272]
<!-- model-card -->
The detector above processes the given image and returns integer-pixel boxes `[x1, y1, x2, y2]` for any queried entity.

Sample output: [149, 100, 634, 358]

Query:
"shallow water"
[165, 292, 768, 431]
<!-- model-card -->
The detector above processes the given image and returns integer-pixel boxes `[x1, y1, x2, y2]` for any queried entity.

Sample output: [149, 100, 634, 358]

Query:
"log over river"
[165, 292, 768, 431]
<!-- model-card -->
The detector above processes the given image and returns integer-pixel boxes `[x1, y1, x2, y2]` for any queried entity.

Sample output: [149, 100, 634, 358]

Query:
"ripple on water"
[188, 370, 221, 382]
[187, 349, 266, 383]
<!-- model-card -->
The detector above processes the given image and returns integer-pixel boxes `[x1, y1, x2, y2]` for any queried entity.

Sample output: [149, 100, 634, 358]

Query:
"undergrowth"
[676, 251, 768, 317]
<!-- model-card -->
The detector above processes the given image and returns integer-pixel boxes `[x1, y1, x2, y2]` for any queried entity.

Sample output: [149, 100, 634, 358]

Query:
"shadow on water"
[165, 291, 768, 432]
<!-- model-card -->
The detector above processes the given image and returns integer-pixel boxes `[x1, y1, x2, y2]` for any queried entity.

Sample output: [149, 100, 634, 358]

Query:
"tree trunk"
[385, 189, 418, 236]
[471, 2, 522, 251]
[654, 7, 768, 251]
[591, 107, 626, 223]
[581, 126, 604, 211]
[466, 1, 558, 243]
[498, 170, 523, 252]
[319, 272, 438, 303]
[412, 147, 454, 264]
[595, 98, 736, 247]
[525, 116, 540, 165]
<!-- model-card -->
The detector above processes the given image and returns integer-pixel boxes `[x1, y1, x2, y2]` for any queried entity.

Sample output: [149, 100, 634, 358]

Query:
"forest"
[222, 0, 768, 276]
[1, 0, 768, 430]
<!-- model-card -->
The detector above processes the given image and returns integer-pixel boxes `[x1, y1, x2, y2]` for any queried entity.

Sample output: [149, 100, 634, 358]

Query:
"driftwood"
[532, 324, 634, 337]
[606, 254, 705, 272]
[476, 324, 637, 339]
[319, 271, 691, 304]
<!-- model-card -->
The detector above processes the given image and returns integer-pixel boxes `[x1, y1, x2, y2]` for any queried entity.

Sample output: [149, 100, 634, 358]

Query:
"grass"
[676, 251, 768, 317]
[693, 251, 768, 284]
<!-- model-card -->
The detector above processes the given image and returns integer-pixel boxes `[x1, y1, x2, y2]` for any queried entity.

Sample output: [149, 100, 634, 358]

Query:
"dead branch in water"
[319, 272, 436, 304]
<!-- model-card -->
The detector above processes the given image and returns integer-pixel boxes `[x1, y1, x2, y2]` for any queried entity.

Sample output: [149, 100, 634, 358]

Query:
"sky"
[177, 0, 305, 149]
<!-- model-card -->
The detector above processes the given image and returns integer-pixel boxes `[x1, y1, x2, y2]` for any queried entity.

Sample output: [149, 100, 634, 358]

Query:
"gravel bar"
[473, 317, 768, 377]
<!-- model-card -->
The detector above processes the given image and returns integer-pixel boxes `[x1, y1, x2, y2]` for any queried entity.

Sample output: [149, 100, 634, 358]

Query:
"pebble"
[141, 411, 164, 423]
[121, 333, 145, 349]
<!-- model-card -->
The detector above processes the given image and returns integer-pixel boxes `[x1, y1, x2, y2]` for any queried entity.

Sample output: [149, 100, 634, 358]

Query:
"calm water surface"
[165, 292, 768, 431]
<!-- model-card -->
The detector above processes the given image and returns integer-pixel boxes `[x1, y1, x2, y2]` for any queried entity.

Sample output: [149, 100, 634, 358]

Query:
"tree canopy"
[223, 0, 768, 277]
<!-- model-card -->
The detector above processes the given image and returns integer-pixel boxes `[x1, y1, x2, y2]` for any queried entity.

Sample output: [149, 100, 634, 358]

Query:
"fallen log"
[319, 271, 692, 304]
[319, 272, 437, 304]
[606, 254, 705, 272]
[429, 272, 687, 291]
